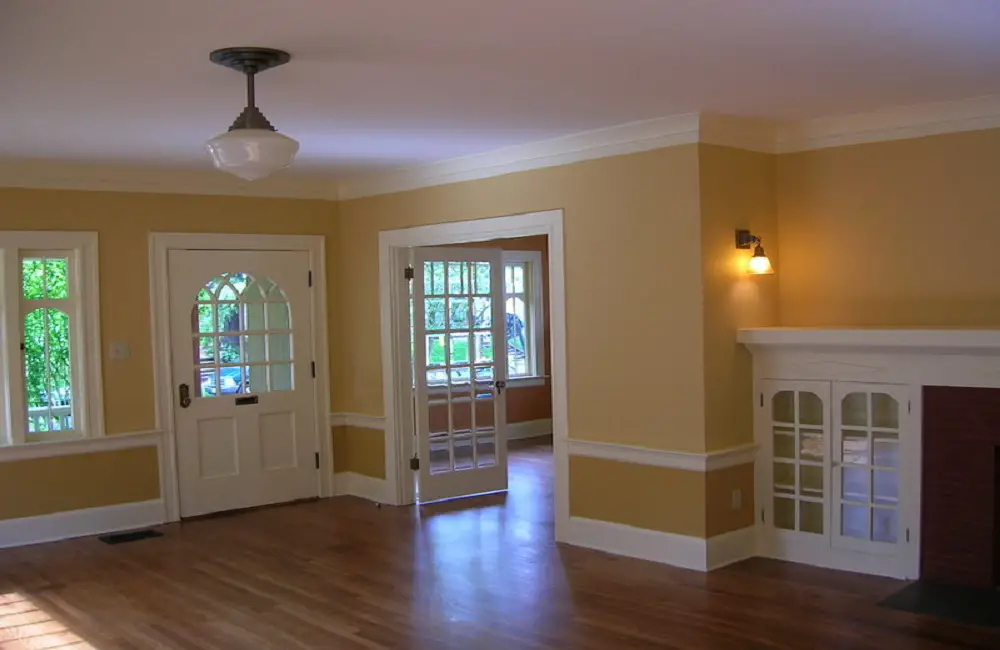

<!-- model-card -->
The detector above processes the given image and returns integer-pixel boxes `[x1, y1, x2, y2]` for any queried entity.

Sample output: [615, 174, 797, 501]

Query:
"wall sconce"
[735, 229, 774, 275]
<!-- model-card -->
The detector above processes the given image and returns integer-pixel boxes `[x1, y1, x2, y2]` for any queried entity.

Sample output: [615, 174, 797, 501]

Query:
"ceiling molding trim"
[698, 113, 780, 154]
[775, 94, 1000, 153]
[0, 160, 339, 201]
[336, 113, 701, 200]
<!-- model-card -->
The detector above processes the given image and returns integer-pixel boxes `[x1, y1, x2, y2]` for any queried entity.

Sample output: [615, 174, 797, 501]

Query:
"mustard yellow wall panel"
[777, 127, 1000, 327]
[0, 447, 160, 520]
[332, 426, 386, 479]
[568, 455, 707, 538]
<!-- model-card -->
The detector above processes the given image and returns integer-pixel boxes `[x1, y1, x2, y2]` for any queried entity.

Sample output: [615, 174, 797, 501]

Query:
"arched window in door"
[190, 272, 292, 397]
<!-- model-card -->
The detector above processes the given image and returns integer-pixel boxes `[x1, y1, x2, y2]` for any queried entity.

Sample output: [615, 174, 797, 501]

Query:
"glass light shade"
[748, 245, 774, 275]
[205, 129, 299, 180]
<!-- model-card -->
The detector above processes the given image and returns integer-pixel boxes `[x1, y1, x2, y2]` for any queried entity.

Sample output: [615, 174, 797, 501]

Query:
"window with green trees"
[21, 255, 75, 433]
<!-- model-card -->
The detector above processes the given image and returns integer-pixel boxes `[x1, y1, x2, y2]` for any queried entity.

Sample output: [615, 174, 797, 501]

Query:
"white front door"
[168, 249, 318, 517]
[412, 247, 508, 503]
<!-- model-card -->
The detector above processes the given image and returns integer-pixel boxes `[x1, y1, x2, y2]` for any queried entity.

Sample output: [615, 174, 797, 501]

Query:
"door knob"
[178, 383, 192, 408]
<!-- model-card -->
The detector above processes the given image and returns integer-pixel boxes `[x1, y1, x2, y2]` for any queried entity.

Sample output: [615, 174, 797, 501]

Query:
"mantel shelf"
[738, 328, 1000, 355]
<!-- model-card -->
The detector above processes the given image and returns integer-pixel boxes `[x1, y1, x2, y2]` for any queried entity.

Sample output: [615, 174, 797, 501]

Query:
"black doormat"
[98, 529, 163, 545]
[880, 581, 1000, 628]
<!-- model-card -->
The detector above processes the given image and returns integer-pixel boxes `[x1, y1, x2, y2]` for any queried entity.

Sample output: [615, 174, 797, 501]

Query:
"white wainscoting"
[0, 499, 167, 549]
[507, 418, 553, 441]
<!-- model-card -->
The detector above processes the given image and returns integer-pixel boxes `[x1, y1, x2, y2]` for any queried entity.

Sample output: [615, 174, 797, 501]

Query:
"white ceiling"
[2, 0, 999, 179]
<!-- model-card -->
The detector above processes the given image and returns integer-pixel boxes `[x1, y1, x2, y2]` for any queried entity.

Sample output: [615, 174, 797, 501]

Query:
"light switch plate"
[109, 341, 131, 360]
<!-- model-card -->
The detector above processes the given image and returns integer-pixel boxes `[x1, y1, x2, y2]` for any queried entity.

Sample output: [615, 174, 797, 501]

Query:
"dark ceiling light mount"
[205, 47, 299, 181]
[735, 229, 775, 275]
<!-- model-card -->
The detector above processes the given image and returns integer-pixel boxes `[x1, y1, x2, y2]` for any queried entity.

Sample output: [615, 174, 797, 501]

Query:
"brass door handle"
[179, 383, 192, 408]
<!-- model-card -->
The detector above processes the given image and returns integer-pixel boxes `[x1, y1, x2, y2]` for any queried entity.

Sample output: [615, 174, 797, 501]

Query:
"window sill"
[0, 430, 161, 463]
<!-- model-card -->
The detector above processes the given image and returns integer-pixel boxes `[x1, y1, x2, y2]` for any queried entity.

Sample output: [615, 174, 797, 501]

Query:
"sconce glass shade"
[748, 244, 774, 275]
[205, 129, 300, 181]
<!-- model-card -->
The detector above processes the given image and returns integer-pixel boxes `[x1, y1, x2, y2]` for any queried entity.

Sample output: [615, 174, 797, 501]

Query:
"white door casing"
[412, 246, 508, 502]
[168, 249, 318, 517]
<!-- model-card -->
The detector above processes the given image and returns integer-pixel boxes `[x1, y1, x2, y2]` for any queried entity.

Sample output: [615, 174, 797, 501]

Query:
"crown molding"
[698, 113, 780, 154]
[336, 113, 701, 200]
[774, 94, 1000, 153]
[0, 159, 339, 201]
[4, 94, 1000, 201]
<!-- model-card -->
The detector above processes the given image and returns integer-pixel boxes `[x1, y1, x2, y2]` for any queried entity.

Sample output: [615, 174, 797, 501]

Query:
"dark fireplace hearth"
[922, 386, 1000, 589]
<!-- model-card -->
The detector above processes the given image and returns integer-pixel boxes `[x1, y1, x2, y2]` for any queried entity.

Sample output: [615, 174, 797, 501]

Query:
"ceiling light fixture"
[205, 47, 299, 181]
[735, 229, 775, 275]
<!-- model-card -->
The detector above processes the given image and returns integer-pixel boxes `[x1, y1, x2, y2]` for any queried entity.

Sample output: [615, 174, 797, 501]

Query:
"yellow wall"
[332, 426, 386, 478]
[569, 456, 755, 538]
[699, 144, 780, 451]
[337, 145, 706, 451]
[0, 447, 159, 520]
[777, 128, 1000, 326]
[0, 187, 338, 517]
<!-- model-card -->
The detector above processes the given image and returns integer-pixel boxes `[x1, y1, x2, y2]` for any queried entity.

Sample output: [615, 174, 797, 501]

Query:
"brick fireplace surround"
[923, 386, 1000, 589]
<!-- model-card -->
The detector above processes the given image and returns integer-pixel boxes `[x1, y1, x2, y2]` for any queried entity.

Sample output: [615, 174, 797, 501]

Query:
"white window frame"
[502, 250, 545, 386]
[0, 232, 103, 445]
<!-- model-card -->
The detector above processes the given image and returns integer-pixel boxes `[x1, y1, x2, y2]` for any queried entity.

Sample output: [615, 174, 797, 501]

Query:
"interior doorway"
[409, 237, 554, 505]
[378, 211, 568, 538]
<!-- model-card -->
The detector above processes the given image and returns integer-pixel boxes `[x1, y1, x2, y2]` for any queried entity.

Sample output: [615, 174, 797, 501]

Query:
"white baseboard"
[707, 526, 757, 570]
[0, 499, 166, 549]
[565, 517, 758, 572]
[564, 516, 709, 571]
[333, 472, 390, 504]
[507, 418, 553, 441]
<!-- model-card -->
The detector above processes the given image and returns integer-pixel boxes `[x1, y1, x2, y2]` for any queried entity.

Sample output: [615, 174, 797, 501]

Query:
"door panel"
[413, 247, 507, 503]
[761, 380, 831, 539]
[169, 250, 317, 517]
[831, 382, 908, 554]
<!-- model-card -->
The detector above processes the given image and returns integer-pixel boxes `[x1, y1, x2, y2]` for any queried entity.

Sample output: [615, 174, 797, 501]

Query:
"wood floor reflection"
[1, 436, 997, 649]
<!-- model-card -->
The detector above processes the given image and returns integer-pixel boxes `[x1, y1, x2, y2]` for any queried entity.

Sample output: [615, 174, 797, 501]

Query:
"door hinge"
[308, 270, 313, 287]
[315, 452, 320, 469]
[908, 400, 911, 413]
[759, 393, 763, 408]
[19, 341, 25, 352]
[409, 456, 420, 471]
[761, 508, 765, 524]
[404, 266, 414, 280]
[906, 528, 910, 543]
[311, 361, 316, 378]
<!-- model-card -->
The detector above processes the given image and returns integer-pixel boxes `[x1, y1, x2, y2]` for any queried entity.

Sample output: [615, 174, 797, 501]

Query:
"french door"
[760, 379, 912, 577]
[411, 247, 508, 503]
[168, 249, 318, 517]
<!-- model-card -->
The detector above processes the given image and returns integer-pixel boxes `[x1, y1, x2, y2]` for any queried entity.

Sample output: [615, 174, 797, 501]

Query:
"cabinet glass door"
[763, 381, 830, 536]
[831, 383, 908, 554]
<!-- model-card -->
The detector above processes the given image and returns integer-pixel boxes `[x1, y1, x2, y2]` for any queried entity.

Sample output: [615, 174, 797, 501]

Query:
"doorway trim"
[149, 233, 332, 522]
[378, 210, 569, 540]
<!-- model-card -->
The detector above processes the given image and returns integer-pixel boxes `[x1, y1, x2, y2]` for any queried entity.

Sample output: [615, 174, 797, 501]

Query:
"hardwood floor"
[1, 437, 998, 649]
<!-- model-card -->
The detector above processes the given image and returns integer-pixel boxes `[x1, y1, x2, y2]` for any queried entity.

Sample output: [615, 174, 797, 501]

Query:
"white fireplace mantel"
[739, 327, 1000, 390]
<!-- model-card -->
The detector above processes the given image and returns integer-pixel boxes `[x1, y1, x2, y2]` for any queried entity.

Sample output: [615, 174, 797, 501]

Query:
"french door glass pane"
[842, 504, 869, 539]
[873, 508, 898, 543]
[800, 501, 824, 534]
[774, 497, 795, 530]
[772, 391, 794, 423]
[872, 393, 899, 428]
[841, 392, 867, 426]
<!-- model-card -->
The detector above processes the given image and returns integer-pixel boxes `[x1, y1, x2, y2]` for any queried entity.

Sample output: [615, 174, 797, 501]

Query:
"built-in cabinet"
[757, 379, 913, 578]
[742, 328, 1000, 580]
